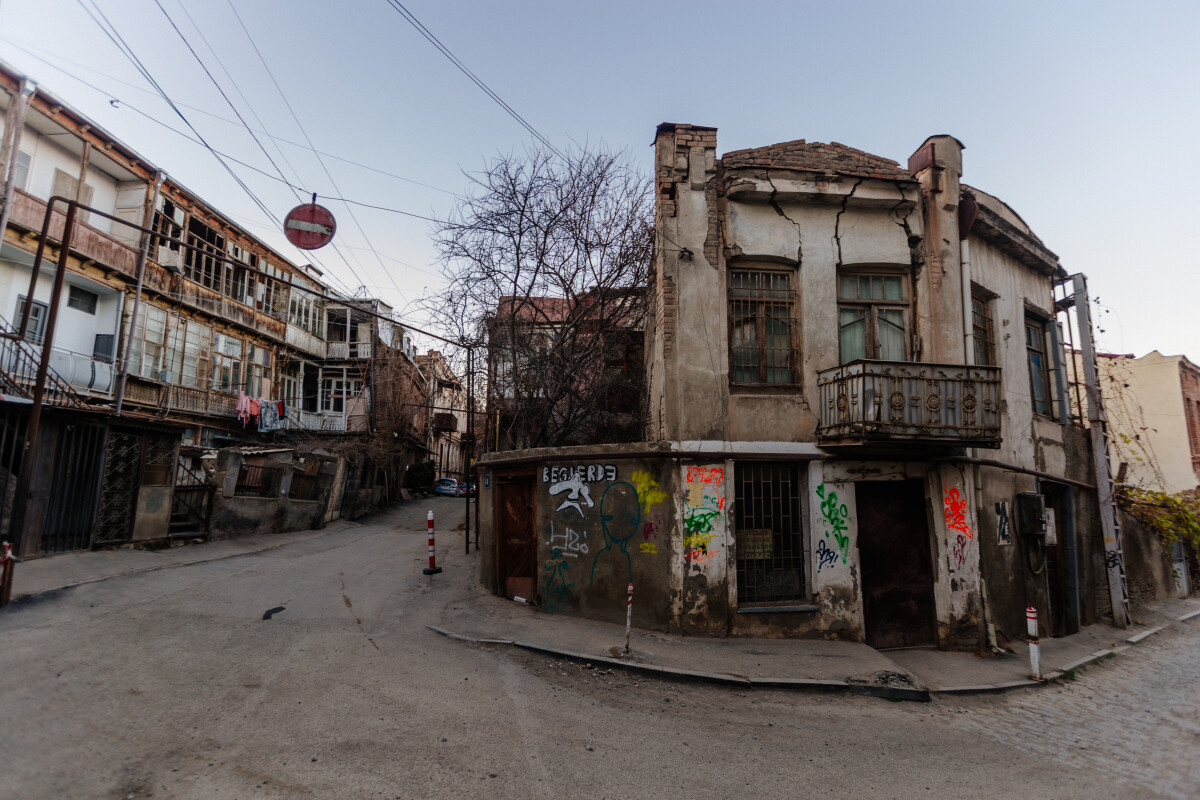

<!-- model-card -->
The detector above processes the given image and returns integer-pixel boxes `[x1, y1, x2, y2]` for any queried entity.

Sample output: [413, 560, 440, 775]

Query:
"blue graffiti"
[815, 539, 839, 572]
[590, 481, 641, 584]
[542, 547, 573, 613]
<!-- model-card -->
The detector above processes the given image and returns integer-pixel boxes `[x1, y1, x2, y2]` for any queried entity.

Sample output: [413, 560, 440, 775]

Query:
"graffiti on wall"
[639, 522, 658, 554]
[815, 539, 840, 572]
[943, 488, 972, 539]
[590, 481, 641, 584]
[952, 534, 968, 571]
[548, 521, 588, 557]
[544, 464, 617, 517]
[542, 547, 573, 612]
[683, 465, 725, 564]
[631, 470, 669, 514]
[815, 483, 851, 564]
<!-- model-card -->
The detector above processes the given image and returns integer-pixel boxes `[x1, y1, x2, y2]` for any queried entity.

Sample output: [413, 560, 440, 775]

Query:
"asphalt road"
[1, 497, 1194, 799]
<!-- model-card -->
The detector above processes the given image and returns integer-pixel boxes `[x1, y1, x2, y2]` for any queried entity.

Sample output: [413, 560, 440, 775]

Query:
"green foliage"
[1117, 487, 1200, 548]
[405, 460, 436, 492]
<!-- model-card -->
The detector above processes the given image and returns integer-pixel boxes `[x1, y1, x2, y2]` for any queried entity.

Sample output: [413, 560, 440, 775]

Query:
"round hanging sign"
[284, 203, 336, 250]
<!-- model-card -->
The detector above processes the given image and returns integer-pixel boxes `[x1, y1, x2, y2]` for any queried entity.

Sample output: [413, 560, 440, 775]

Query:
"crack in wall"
[832, 178, 864, 268]
[765, 172, 803, 264]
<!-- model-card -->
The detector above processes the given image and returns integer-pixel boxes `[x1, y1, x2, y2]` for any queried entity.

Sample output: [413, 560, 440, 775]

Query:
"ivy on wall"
[1117, 487, 1200, 548]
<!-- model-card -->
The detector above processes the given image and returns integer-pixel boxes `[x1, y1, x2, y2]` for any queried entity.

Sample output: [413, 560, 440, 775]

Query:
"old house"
[0, 62, 427, 557]
[417, 349, 470, 483]
[477, 124, 1122, 649]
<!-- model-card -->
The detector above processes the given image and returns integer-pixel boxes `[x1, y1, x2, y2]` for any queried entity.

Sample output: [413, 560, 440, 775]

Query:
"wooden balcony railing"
[816, 360, 1002, 448]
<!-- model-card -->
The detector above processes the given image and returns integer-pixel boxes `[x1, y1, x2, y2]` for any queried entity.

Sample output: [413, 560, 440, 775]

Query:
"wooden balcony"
[816, 360, 1002, 449]
[7, 189, 138, 277]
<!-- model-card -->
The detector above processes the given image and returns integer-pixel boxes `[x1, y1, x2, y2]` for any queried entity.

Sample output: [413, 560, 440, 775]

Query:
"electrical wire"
[150, 0, 377, 300]
[222, 0, 408, 305]
[0, 34, 457, 196]
[380, 0, 565, 160]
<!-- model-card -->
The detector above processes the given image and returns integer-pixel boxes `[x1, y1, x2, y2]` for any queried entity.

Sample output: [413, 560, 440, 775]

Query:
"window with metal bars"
[728, 269, 797, 386]
[734, 462, 809, 605]
[971, 286, 997, 366]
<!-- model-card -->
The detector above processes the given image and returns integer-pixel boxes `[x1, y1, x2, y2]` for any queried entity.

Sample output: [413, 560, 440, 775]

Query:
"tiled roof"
[722, 139, 913, 182]
[495, 296, 573, 324]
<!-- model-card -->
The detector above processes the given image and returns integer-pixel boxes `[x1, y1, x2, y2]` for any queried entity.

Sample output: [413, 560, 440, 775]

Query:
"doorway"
[496, 475, 536, 599]
[856, 480, 937, 649]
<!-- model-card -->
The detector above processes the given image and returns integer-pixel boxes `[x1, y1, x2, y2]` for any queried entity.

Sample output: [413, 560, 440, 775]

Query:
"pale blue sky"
[1, 0, 1196, 358]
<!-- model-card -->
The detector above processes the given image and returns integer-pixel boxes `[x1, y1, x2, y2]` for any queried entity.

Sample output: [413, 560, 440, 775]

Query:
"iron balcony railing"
[816, 360, 1002, 448]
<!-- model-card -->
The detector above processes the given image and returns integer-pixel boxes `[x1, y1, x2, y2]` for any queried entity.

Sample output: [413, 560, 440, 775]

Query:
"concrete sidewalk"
[431, 572, 1200, 700]
[7, 509, 1198, 702]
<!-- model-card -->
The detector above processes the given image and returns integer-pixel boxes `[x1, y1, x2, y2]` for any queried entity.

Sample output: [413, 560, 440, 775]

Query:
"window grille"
[729, 269, 797, 386]
[972, 289, 997, 366]
[735, 462, 809, 605]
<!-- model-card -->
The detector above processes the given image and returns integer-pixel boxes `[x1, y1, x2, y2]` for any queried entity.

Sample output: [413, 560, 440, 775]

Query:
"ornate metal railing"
[816, 360, 1002, 448]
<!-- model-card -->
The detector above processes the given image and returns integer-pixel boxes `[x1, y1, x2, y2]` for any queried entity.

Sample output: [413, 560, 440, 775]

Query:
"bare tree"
[427, 146, 652, 449]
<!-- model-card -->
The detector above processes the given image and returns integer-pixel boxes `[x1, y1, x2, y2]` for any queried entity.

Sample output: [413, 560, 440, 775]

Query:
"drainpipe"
[0, 78, 36, 253]
[114, 170, 164, 415]
[958, 189, 979, 366]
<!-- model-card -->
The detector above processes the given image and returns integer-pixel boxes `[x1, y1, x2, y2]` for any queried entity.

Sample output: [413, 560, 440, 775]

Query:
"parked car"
[433, 478, 459, 497]
[457, 482, 476, 498]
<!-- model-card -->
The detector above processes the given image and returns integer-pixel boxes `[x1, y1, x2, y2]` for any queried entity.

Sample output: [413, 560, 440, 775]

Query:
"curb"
[427, 625, 932, 702]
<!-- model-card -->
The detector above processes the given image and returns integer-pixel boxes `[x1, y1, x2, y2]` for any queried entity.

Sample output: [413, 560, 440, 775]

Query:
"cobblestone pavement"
[938, 623, 1200, 799]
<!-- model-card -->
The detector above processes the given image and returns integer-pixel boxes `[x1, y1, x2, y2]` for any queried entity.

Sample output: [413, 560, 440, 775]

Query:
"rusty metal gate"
[94, 430, 141, 544]
[0, 407, 29, 544]
[40, 420, 106, 554]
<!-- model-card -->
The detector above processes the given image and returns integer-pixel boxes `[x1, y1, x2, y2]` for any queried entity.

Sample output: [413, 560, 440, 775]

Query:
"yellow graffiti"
[631, 470, 668, 512]
[684, 530, 716, 551]
[639, 541, 658, 555]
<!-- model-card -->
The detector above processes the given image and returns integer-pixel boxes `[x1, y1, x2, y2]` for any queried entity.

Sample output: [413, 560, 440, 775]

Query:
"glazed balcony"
[816, 360, 1002, 448]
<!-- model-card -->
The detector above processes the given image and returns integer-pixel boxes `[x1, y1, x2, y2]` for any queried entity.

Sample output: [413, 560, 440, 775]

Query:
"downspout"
[0, 78, 36, 256]
[114, 171, 164, 415]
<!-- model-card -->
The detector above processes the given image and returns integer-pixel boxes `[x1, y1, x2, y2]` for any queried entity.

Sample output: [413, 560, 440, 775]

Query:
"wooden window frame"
[971, 284, 997, 366]
[837, 269, 912, 364]
[1025, 313, 1052, 417]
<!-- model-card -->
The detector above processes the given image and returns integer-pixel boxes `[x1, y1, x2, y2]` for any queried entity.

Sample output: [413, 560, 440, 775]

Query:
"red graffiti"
[686, 466, 724, 484]
[953, 533, 968, 570]
[642, 522, 657, 541]
[944, 488, 972, 539]
[686, 547, 721, 564]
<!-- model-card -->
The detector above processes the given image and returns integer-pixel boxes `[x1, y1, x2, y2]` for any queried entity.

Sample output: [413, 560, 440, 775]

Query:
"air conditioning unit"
[157, 369, 172, 382]
[158, 249, 183, 272]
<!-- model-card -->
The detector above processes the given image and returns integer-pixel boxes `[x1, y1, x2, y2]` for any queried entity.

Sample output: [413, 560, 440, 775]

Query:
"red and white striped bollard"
[423, 510, 442, 575]
[1027, 606, 1040, 679]
[624, 582, 633, 654]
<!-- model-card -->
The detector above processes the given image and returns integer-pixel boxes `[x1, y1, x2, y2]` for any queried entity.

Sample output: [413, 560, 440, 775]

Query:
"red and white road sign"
[284, 203, 336, 250]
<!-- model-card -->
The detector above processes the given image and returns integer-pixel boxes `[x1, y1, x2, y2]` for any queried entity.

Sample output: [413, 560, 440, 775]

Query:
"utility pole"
[1073, 273, 1129, 628]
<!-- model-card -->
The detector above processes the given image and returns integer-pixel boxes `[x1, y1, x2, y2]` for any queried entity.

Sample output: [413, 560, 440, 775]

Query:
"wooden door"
[497, 475, 536, 599]
[856, 480, 937, 649]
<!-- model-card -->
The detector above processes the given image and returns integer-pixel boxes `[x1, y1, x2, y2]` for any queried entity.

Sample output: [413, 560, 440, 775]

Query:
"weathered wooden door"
[497, 475, 535, 599]
[856, 480, 937, 649]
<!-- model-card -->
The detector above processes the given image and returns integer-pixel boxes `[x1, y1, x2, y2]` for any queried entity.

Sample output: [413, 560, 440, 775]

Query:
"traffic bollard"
[0, 541, 14, 606]
[1027, 606, 1040, 679]
[423, 510, 442, 575]
[624, 583, 633, 654]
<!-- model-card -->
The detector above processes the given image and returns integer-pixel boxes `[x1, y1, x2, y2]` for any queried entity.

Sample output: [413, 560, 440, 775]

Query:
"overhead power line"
[1, 33, 456, 196]
[380, 0, 566, 160]
[220, 0, 408, 303]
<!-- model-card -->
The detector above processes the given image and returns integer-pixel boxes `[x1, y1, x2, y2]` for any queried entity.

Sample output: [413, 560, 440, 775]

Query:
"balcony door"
[856, 480, 936, 649]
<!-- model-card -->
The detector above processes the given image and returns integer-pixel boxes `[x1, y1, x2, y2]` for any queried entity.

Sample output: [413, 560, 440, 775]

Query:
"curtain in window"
[877, 309, 906, 361]
[839, 308, 866, 364]
[764, 313, 792, 385]
[730, 313, 757, 384]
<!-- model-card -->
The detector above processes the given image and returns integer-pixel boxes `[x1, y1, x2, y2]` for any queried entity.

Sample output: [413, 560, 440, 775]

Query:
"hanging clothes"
[237, 392, 251, 425]
[258, 399, 280, 432]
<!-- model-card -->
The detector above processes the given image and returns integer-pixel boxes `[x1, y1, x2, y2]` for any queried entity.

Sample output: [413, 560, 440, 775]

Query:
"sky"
[0, 0, 1196, 359]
